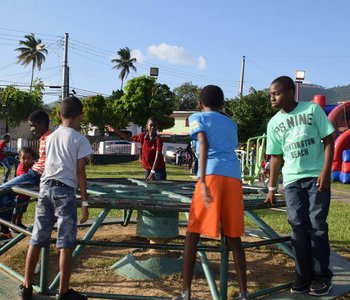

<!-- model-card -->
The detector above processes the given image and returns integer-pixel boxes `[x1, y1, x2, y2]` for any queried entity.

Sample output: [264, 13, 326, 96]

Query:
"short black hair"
[199, 85, 224, 108]
[28, 110, 49, 127]
[271, 76, 296, 94]
[3, 134, 10, 139]
[60, 96, 83, 119]
[147, 116, 158, 125]
[19, 146, 35, 158]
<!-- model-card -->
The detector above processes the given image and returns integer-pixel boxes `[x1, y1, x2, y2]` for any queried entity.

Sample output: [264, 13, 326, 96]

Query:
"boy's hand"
[80, 206, 89, 224]
[146, 173, 155, 181]
[317, 171, 331, 191]
[201, 182, 213, 208]
[264, 191, 276, 206]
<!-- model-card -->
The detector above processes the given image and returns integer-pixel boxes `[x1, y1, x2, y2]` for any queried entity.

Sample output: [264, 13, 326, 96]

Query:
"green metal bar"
[184, 212, 220, 300]
[219, 235, 228, 300]
[48, 208, 111, 292]
[123, 209, 133, 226]
[0, 232, 27, 255]
[83, 292, 171, 299]
[244, 210, 293, 257]
[0, 262, 24, 283]
[39, 247, 50, 293]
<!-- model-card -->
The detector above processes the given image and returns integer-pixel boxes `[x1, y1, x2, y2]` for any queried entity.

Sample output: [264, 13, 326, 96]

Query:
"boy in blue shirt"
[173, 85, 248, 300]
[265, 76, 334, 296]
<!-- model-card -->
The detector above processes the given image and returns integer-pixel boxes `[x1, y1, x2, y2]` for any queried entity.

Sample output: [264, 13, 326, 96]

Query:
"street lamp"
[295, 70, 305, 102]
[150, 67, 159, 78]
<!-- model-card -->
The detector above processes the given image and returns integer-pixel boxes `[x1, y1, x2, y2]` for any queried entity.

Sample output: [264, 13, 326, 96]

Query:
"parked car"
[104, 140, 132, 154]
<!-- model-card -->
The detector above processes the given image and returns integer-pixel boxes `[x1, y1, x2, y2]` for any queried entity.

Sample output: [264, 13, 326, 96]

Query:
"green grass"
[21, 161, 350, 259]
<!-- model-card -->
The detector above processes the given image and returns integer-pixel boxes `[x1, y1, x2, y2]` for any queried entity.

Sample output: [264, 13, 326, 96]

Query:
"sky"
[1, 0, 350, 103]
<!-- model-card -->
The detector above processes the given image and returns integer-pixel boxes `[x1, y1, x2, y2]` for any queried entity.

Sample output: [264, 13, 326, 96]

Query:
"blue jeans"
[0, 169, 41, 231]
[285, 177, 333, 280]
[1, 157, 19, 182]
[31, 182, 77, 249]
[145, 168, 167, 180]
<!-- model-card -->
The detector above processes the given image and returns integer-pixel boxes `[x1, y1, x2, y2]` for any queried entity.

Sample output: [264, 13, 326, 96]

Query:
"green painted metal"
[48, 208, 111, 292]
[39, 247, 50, 293]
[0, 178, 294, 299]
[244, 210, 293, 257]
[0, 232, 27, 255]
[219, 236, 229, 300]
[137, 210, 179, 238]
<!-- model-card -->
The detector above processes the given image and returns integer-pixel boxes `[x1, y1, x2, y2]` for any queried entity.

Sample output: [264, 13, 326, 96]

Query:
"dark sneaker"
[172, 291, 190, 300]
[57, 288, 88, 300]
[309, 278, 332, 296]
[17, 284, 33, 300]
[290, 275, 310, 294]
[0, 232, 12, 242]
[17, 223, 28, 230]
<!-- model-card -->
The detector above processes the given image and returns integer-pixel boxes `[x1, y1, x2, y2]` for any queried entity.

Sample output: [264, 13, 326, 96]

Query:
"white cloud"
[198, 55, 207, 70]
[131, 49, 144, 63]
[147, 43, 207, 70]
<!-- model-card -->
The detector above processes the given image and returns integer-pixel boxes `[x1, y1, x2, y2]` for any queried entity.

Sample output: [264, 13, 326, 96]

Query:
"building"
[160, 110, 198, 136]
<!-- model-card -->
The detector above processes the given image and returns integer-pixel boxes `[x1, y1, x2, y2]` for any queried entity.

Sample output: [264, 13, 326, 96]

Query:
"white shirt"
[41, 126, 92, 188]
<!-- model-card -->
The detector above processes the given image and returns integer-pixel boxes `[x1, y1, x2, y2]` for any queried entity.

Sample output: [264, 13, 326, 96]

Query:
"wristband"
[81, 202, 89, 207]
[268, 187, 277, 192]
[150, 170, 156, 174]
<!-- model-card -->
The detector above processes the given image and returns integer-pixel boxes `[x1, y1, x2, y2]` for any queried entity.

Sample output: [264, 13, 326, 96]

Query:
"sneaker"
[57, 288, 88, 300]
[0, 232, 12, 242]
[17, 284, 33, 300]
[309, 278, 332, 296]
[172, 291, 190, 300]
[17, 223, 28, 230]
[290, 275, 310, 294]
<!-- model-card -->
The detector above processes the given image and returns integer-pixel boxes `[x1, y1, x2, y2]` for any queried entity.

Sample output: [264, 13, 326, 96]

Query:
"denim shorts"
[30, 182, 77, 249]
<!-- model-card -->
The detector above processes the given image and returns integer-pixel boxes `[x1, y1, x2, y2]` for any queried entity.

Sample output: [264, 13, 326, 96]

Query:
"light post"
[295, 70, 305, 102]
[150, 67, 159, 78]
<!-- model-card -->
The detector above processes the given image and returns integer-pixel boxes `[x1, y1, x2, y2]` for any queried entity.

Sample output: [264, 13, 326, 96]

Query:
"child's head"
[146, 116, 158, 135]
[60, 96, 83, 119]
[19, 147, 35, 168]
[2, 134, 10, 143]
[269, 76, 295, 109]
[199, 85, 224, 110]
[28, 110, 50, 137]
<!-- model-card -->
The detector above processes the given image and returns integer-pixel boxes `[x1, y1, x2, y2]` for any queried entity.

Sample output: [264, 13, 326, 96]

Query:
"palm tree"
[15, 33, 48, 92]
[111, 47, 137, 90]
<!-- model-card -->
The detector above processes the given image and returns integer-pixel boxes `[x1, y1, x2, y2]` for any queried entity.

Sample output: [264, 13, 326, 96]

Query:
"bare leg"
[227, 237, 248, 297]
[58, 248, 74, 294]
[23, 245, 41, 288]
[182, 232, 200, 298]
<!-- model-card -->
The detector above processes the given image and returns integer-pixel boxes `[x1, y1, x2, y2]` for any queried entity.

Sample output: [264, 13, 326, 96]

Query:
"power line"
[0, 26, 62, 38]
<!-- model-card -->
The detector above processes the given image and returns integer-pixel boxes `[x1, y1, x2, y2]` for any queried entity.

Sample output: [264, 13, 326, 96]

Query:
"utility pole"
[239, 55, 246, 97]
[61, 33, 69, 100]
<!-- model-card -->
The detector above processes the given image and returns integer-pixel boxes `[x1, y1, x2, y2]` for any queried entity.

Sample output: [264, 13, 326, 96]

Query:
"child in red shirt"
[11, 147, 35, 229]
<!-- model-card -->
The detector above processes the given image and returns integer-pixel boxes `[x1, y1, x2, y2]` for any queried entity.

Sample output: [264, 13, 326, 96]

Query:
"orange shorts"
[187, 175, 244, 238]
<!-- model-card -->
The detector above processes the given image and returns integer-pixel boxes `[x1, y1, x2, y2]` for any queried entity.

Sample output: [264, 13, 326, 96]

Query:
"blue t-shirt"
[189, 111, 241, 180]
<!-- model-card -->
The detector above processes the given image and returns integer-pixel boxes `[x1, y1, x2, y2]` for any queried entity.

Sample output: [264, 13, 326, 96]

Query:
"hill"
[299, 83, 350, 104]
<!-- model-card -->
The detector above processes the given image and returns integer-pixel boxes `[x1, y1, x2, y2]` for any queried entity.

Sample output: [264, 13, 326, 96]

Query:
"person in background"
[113, 117, 166, 181]
[0, 133, 18, 183]
[11, 147, 35, 230]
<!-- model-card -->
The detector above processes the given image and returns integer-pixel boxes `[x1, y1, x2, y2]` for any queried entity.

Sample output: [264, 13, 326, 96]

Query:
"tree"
[111, 47, 137, 90]
[173, 82, 201, 110]
[226, 88, 276, 143]
[115, 76, 175, 130]
[0, 83, 44, 131]
[15, 33, 48, 91]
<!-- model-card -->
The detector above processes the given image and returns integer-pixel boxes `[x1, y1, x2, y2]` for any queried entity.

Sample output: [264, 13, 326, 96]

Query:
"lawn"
[21, 160, 349, 260]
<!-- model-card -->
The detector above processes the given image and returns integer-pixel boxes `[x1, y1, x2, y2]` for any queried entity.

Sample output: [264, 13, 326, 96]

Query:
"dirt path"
[332, 189, 350, 204]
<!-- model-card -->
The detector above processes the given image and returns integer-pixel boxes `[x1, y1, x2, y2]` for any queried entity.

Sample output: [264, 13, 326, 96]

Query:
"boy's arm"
[264, 154, 283, 206]
[318, 134, 334, 191]
[197, 132, 213, 208]
[77, 157, 89, 224]
[110, 127, 133, 141]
